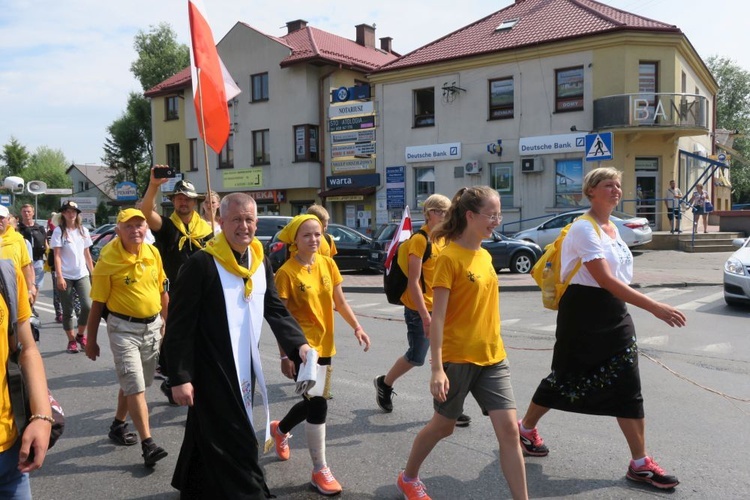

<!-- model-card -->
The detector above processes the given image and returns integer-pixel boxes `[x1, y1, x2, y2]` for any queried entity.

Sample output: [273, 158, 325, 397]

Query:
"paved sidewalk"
[343, 248, 732, 293]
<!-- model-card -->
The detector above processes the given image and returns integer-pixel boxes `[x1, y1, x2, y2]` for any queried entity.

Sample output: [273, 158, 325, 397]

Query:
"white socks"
[306, 422, 327, 471]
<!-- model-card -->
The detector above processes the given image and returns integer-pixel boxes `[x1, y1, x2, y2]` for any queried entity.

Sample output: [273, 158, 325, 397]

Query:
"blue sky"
[1, 0, 747, 167]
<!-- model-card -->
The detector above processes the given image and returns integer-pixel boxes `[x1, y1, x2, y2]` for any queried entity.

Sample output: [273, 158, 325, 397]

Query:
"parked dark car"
[482, 232, 543, 274]
[256, 215, 293, 247]
[90, 229, 116, 264]
[367, 221, 425, 273]
[267, 223, 372, 272]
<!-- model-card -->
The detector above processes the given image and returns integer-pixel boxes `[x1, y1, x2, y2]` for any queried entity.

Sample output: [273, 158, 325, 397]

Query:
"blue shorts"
[0, 439, 31, 500]
[403, 307, 430, 366]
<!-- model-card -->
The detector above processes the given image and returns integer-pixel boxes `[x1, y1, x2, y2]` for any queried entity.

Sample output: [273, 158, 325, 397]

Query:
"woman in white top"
[51, 201, 94, 354]
[517, 167, 687, 491]
[690, 183, 709, 233]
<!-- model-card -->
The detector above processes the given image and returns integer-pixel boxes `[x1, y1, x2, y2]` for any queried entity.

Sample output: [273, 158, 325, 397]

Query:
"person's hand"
[430, 367, 450, 403]
[298, 343, 311, 363]
[420, 313, 431, 338]
[171, 382, 195, 406]
[354, 328, 371, 352]
[56, 276, 66, 291]
[281, 358, 296, 379]
[149, 165, 171, 187]
[85, 341, 100, 361]
[650, 302, 687, 327]
[17, 419, 50, 473]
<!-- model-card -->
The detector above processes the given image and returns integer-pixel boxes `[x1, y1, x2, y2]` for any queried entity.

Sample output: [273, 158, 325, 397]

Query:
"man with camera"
[141, 166, 214, 403]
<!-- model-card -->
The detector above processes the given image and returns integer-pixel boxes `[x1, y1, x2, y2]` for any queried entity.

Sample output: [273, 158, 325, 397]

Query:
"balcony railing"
[594, 93, 708, 131]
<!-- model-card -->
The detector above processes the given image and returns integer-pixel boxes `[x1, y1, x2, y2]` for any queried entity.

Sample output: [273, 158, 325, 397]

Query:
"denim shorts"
[403, 307, 430, 366]
[107, 314, 163, 396]
[0, 439, 31, 500]
[434, 359, 516, 420]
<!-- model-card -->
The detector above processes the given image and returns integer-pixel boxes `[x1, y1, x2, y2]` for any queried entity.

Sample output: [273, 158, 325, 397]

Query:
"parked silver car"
[513, 209, 652, 249]
[723, 237, 750, 307]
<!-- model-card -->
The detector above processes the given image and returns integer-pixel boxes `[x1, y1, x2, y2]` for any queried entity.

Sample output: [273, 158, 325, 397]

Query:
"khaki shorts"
[434, 358, 516, 420]
[107, 314, 163, 396]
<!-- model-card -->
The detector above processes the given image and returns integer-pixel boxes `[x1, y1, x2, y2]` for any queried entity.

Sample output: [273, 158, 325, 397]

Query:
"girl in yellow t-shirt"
[271, 215, 370, 496]
[397, 186, 528, 500]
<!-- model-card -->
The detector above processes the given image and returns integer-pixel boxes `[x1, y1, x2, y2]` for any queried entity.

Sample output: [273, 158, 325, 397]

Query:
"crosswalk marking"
[698, 342, 733, 354]
[644, 288, 692, 302]
[638, 335, 669, 346]
[674, 291, 724, 311]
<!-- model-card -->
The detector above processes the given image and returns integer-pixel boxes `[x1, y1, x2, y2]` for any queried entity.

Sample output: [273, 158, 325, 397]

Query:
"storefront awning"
[318, 186, 376, 198]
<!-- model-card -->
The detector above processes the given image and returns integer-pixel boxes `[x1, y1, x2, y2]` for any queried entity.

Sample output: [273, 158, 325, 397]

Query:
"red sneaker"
[311, 466, 342, 496]
[397, 471, 430, 500]
[270, 421, 290, 461]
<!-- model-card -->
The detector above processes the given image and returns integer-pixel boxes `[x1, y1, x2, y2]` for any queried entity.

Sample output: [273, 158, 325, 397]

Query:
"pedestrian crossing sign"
[585, 132, 613, 161]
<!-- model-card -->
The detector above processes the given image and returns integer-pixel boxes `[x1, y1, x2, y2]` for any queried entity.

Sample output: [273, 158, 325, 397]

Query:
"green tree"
[706, 56, 750, 204]
[102, 93, 151, 187]
[17, 146, 71, 217]
[0, 136, 30, 177]
[130, 23, 190, 92]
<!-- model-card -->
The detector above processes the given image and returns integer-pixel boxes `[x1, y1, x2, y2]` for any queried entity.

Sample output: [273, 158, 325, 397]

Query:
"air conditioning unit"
[521, 157, 543, 173]
[464, 160, 482, 175]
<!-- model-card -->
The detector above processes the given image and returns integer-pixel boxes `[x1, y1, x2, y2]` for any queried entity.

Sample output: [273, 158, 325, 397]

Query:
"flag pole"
[195, 67, 216, 232]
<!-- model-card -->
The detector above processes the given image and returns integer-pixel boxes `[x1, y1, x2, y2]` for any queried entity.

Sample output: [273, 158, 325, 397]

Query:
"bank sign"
[405, 142, 461, 163]
[518, 133, 586, 156]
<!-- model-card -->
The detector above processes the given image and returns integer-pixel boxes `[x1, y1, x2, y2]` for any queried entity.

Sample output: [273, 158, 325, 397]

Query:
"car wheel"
[510, 252, 534, 274]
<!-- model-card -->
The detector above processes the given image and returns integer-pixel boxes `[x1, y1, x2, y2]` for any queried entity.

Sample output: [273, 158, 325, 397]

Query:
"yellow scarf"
[203, 232, 264, 298]
[170, 211, 213, 251]
[277, 214, 321, 254]
[1, 226, 24, 247]
[93, 237, 156, 282]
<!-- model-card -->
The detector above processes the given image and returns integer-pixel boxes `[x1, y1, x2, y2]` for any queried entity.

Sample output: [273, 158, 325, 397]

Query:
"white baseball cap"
[0, 205, 9, 218]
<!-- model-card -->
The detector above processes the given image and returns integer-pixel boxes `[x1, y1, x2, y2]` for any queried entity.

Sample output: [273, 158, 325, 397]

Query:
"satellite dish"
[3, 176, 25, 194]
[27, 180, 48, 195]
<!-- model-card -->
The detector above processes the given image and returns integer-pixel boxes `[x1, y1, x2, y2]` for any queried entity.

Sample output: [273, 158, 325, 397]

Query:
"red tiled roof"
[144, 67, 191, 97]
[376, 0, 681, 72]
[278, 26, 397, 71]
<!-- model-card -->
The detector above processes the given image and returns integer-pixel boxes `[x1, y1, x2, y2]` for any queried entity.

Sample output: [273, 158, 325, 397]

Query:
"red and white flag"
[188, 0, 241, 153]
[384, 206, 412, 275]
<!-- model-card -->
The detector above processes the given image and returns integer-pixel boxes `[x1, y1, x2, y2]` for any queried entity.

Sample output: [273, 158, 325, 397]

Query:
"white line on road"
[644, 287, 693, 302]
[638, 335, 669, 346]
[675, 291, 724, 311]
[698, 342, 733, 354]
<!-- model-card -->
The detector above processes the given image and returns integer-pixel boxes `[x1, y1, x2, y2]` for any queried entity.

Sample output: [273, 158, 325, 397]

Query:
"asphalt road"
[28, 279, 750, 499]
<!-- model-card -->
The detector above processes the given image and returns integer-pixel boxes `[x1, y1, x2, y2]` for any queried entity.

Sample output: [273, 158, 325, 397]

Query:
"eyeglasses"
[429, 209, 447, 216]
[475, 212, 503, 223]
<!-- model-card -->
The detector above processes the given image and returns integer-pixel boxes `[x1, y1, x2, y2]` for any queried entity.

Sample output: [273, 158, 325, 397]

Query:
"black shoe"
[160, 380, 177, 406]
[373, 375, 394, 413]
[108, 421, 138, 446]
[626, 457, 679, 489]
[456, 413, 471, 427]
[142, 442, 168, 467]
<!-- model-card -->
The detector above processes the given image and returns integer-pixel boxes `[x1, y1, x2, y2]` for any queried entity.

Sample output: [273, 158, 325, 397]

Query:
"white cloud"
[1, 0, 747, 164]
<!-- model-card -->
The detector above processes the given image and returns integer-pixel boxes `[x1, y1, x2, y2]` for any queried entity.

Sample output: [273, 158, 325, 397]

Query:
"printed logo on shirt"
[321, 275, 332, 291]
[296, 280, 311, 293]
[467, 271, 479, 283]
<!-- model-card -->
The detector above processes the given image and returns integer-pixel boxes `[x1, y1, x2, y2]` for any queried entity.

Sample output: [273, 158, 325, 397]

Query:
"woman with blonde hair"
[518, 167, 686, 490]
[51, 201, 94, 353]
[270, 214, 370, 496]
[397, 186, 527, 500]
[201, 191, 222, 234]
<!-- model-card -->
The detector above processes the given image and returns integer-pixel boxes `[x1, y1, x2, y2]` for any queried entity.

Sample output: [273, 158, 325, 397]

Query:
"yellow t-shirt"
[1, 227, 32, 269]
[90, 239, 166, 318]
[398, 225, 445, 311]
[319, 234, 338, 258]
[275, 255, 343, 358]
[0, 265, 33, 451]
[432, 242, 506, 366]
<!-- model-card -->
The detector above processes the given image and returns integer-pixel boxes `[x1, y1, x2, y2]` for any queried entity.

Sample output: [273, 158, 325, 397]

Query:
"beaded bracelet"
[29, 414, 55, 424]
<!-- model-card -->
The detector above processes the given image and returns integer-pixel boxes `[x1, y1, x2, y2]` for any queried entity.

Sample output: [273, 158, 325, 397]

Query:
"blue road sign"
[585, 132, 613, 161]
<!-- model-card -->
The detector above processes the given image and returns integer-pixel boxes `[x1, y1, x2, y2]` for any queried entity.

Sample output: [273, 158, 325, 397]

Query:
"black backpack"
[383, 229, 431, 305]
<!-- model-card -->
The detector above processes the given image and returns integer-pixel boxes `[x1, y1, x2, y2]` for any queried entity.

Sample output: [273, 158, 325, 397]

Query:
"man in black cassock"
[163, 193, 310, 499]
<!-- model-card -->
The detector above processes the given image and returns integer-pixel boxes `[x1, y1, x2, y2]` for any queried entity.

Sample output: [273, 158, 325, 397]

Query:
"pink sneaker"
[66, 340, 79, 354]
[76, 334, 87, 349]
[518, 419, 549, 457]
[626, 457, 679, 489]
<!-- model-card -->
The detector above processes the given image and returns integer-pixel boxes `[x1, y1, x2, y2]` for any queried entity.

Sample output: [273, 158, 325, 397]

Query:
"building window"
[166, 143, 181, 172]
[253, 130, 270, 165]
[489, 77, 514, 119]
[555, 158, 584, 207]
[165, 96, 179, 120]
[78, 181, 90, 192]
[293, 125, 319, 162]
[490, 162, 514, 207]
[251, 73, 269, 102]
[555, 66, 584, 112]
[189, 139, 198, 171]
[638, 62, 658, 123]
[413, 88, 435, 127]
[414, 167, 435, 208]
[218, 134, 234, 169]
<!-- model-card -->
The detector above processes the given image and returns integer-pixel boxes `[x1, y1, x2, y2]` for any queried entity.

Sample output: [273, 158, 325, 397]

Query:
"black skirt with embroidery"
[531, 284, 644, 419]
